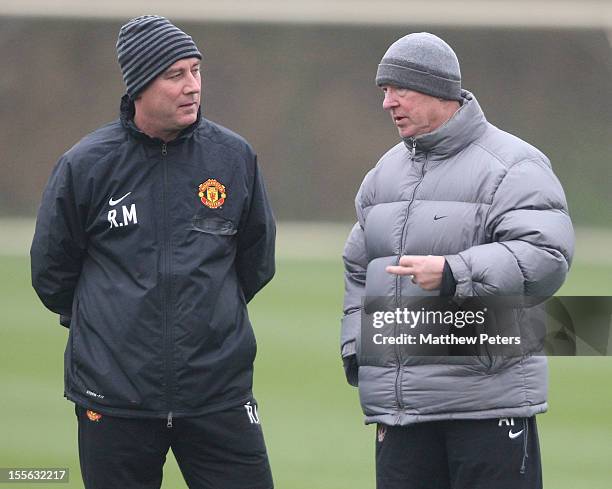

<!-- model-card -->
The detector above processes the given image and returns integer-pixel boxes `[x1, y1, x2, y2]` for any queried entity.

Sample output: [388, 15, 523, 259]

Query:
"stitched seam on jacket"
[497, 242, 527, 294]
[452, 253, 473, 295]
[472, 142, 508, 169]
[196, 124, 253, 161]
[482, 158, 536, 238]
[518, 356, 531, 405]
[516, 239, 569, 266]
[362, 200, 492, 212]
[67, 134, 130, 171]
[471, 143, 545, 172]
[343, 307, 362, 319]
[369, 403, 546, 417]
[488, 157, 550, 199]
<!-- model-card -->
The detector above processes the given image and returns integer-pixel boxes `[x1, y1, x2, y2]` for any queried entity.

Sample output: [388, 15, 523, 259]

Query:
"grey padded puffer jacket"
[341, 90, 574, 426]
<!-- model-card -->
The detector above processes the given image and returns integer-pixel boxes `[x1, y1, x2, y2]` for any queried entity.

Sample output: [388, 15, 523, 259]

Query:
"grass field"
[1, 223, 611, 488]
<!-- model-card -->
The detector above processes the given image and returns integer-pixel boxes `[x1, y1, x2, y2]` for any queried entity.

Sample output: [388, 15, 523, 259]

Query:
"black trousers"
[75, 401, 273, 489]
[376, 417, 542, 489]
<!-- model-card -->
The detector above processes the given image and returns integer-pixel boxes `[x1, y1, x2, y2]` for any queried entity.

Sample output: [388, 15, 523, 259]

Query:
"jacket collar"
[119, 94, 201, 145]
[403, 90, 487, 159]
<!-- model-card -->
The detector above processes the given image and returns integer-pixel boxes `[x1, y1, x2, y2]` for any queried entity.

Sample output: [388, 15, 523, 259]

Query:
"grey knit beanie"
[117, 15, 202, 98]
[376, 32, 461, 101]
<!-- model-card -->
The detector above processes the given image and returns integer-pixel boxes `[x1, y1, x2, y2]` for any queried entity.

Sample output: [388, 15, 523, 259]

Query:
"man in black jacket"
[31, 15, 275, 489]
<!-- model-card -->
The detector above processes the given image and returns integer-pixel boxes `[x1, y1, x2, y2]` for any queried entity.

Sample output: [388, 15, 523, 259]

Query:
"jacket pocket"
[66, 296, 82, 390]
[191, 216, 237, 236]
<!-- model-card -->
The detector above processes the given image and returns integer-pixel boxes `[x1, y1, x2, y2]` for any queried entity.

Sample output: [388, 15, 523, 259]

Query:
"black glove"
[343, 354, 359, 387]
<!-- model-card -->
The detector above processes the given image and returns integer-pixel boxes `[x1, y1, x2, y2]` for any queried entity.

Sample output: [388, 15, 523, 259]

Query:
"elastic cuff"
[444, 254, 472, 296]
[439, 260, 457, 296]
[341, 340, 356, 358]
[342, 354, 359, 387]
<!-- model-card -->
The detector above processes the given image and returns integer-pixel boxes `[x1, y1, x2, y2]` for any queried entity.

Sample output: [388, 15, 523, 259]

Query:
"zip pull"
[166, 411, 173, 428]
[161, 143, 167, 156]
[411, 139, 416, 159]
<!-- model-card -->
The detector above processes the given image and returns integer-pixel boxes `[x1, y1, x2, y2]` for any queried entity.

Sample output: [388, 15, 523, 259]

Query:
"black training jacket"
[31, 96, 276, 421]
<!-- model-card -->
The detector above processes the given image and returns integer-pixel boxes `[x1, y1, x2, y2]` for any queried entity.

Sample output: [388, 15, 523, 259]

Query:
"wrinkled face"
[381, 85, 450, 138]
[134, 57, 201, 141]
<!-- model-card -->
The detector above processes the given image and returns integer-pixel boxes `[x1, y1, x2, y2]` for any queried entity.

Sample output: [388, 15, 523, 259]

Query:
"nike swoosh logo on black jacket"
[30, 95, 276, 419]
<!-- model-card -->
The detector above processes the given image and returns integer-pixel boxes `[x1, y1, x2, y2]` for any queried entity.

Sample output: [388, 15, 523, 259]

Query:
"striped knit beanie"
[117, 15, 202, 98]
[376, 33, 461, 101]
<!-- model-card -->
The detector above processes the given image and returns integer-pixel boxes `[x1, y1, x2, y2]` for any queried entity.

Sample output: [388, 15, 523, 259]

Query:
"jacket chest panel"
[402, 200, 489, 255]
[363, 199, 489, 260]
[86, 151, 246, 247]
[162, 160, 245, 239]
[361, 154, 502, 261]
[417, 160, 501, 205]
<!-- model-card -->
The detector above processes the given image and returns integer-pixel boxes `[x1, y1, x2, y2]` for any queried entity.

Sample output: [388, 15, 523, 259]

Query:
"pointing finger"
[386, 265, 415, 276]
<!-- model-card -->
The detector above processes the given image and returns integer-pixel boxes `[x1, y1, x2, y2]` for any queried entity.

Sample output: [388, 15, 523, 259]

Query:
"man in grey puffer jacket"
[341, 33, 574, 489]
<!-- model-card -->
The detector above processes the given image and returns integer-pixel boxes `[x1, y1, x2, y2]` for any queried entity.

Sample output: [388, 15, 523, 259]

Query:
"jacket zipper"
[394, 138, 424, 414]
[394, 138, 418, 303]
[160, 142, 174, 428]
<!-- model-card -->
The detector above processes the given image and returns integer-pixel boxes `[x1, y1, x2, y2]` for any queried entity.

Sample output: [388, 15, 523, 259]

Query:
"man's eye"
[396, 88, 408, 97]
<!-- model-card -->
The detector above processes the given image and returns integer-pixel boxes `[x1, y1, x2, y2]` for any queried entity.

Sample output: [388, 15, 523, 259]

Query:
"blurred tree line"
[1, 17, 610, 226]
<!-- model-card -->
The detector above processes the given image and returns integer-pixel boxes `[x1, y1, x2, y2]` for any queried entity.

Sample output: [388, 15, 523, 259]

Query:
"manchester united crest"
[198, 179, 226, 209]
[377, 424, 386, 443]
[86, 410, 102, 422]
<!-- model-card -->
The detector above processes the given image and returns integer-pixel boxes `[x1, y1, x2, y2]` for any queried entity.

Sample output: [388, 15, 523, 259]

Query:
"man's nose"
[184, 72, 201, 94]
[382, 92, 398, 110]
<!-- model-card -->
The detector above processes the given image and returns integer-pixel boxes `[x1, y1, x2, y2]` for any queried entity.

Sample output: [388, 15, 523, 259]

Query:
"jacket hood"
[119, 94, 202, 144]
[404, 90, 487, 159]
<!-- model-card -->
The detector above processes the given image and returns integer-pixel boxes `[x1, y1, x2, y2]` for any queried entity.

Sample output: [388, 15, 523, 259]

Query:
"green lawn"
[1, 254, 611, 488]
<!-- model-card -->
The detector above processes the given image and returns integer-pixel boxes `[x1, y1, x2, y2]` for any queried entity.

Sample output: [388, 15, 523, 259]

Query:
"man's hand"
[386, 255, 445, 290]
